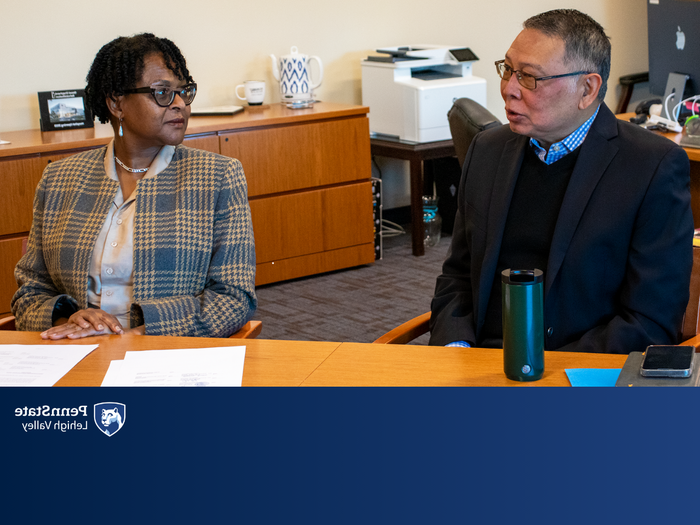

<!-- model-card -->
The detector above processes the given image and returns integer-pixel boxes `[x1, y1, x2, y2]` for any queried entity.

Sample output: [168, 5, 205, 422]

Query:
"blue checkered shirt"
[530, 105, 600, 164]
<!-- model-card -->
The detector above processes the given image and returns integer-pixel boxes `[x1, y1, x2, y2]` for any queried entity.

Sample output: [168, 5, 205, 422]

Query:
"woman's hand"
[40, 308, 124, 340]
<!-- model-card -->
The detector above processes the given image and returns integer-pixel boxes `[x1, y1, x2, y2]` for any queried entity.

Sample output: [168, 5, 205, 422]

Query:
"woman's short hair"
[85, 33, 194, 124]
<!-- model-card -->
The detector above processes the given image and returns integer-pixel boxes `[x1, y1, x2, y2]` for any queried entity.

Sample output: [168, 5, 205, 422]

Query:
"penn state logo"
[94, 402, 126, 437]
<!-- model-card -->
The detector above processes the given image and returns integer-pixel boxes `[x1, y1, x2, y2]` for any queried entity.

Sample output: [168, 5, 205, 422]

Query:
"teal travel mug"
[501, 269, 544, 381]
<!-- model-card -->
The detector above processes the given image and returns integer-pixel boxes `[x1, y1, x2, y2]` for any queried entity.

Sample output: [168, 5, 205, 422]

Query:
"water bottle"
[501, 269, 545, 381]
[422, 196, 442, 247]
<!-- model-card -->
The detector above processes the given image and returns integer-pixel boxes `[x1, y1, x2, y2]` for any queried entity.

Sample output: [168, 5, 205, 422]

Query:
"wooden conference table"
[0, 331, 630, 387]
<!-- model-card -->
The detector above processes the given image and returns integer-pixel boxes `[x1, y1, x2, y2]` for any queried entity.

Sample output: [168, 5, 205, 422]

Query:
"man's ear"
[579, 73, 603, 110]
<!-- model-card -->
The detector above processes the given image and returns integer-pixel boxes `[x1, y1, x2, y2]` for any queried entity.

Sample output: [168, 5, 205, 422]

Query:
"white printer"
[361, 45, 487, 142]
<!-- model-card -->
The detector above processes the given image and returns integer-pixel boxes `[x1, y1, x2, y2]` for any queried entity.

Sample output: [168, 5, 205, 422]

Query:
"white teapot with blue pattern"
[270, 46, 323, 103]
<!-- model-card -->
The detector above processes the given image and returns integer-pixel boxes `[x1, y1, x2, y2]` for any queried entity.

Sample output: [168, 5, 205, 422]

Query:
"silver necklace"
[115, 155, 149, 173]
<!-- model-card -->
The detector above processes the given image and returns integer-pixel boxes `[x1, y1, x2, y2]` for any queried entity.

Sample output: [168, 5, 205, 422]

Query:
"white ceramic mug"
[236, 80, 265, 105]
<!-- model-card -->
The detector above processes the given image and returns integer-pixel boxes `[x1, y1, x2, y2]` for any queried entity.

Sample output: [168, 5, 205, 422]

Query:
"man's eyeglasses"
[123, 82, 197, 107]
[495, 60, 589, 90]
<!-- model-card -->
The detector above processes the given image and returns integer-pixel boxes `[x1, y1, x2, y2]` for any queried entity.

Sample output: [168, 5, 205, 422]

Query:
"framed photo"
[38, 89, 93, 132]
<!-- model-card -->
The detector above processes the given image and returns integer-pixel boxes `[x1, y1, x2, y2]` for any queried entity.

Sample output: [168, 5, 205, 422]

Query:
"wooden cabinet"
[0, 103, 374, 313]
[0, 152, 77, 316]
[219, 110, 374, 285]
[220, 116, 371, 196]
[182, 133, 219, 153]
[0, 237, 26, 316]
[0, 152, 75, 236]
[251, 182, 374, 284]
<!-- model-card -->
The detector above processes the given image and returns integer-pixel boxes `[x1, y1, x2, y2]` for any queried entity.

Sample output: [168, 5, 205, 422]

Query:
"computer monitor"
[648, 0, 700, 103]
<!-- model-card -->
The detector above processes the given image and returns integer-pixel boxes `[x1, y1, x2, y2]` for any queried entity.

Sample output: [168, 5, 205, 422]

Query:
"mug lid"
[501, 268, 543, 284]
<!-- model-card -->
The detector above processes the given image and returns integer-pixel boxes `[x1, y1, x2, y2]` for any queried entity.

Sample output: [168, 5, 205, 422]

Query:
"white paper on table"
[101, 346, 246, 387]
[0, 139, 10, 145]
[0, 344, 99, 386]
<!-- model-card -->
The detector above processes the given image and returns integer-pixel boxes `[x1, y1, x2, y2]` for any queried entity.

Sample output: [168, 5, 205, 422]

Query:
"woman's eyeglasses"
[124, 82, 197, 107]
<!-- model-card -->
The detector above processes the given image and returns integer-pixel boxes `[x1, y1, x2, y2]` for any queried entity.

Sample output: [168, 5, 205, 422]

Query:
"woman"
[12, 33, 257, 339]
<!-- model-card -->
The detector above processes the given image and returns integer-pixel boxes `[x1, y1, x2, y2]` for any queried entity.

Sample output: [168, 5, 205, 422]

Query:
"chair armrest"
[681, 247, 700, 342]
[229, 320, 262, 339]
[681, 333, 700, 349]
[0, 316, 16, 331]
[0, 315, 262, 338]
[373, 312, 431, 344]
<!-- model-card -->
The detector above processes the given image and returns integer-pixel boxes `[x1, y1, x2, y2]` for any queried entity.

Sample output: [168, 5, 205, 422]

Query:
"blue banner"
[2, 387, 699, 524]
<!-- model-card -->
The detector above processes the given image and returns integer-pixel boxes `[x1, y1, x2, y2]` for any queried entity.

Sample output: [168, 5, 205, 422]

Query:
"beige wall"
[0, 0, 647, 134]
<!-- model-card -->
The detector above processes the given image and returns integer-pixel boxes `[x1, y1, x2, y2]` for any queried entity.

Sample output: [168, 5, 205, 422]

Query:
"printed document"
[0, 344, 99, 386]
[101, 346, 246, 386]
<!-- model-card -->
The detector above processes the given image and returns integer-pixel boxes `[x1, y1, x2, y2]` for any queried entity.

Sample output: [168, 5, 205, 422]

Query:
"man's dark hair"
[85, 33, 194, 124]
[524, 9, 611, 101]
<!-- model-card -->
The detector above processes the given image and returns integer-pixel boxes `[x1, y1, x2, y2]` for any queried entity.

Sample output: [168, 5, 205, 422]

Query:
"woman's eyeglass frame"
[123, 82, 197, 107]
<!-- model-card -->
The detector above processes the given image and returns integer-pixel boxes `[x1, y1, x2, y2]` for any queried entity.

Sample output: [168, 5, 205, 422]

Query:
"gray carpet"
[253, 229, 450, 344]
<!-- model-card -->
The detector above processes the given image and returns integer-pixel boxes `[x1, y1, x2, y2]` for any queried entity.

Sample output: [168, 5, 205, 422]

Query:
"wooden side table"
[370, 136, 456, 256]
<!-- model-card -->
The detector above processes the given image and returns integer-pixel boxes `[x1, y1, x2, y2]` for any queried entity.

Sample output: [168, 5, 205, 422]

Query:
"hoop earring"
[118, 118, 124, 137]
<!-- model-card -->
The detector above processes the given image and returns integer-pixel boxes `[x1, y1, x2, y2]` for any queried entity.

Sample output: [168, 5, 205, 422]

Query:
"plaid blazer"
[12, 145, 257, 337]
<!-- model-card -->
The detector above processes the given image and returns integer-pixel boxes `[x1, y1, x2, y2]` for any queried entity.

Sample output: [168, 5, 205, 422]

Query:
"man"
[429, 9, 693, 353]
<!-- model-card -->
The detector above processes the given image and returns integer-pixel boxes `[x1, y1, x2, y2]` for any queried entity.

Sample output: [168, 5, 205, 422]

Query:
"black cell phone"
[640, 345, 696, 378]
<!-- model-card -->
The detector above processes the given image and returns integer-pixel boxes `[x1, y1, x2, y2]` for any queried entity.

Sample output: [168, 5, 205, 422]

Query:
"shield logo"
[94, 402, 126, 437]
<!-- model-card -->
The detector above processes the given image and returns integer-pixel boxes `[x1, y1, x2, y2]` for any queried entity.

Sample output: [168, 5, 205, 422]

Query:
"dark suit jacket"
[429, 104, 694, 353]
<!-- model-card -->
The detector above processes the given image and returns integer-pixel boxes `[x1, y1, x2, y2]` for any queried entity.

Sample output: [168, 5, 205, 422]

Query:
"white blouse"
[87, 141, 175, 329]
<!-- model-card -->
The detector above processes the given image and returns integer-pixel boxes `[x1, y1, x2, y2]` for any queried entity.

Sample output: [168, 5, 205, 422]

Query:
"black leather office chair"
[429, 98, 502, 234]
[447, 98, 502, 169]
[615, 72, 649, 114]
